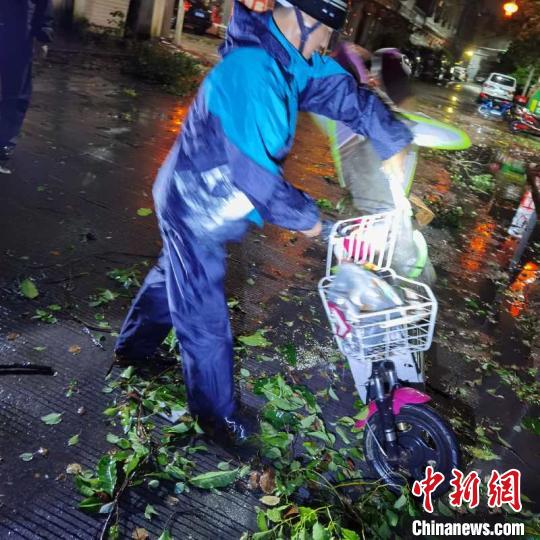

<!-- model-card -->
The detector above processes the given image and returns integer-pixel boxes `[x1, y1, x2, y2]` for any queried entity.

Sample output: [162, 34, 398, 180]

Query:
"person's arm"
[299, 56, 413, 161]
[205, 49, 320, 233]
[31, 0, 54, 43]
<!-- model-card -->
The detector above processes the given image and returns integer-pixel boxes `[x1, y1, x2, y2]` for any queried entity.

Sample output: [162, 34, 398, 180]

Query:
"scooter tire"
[363, 404, 460, 496]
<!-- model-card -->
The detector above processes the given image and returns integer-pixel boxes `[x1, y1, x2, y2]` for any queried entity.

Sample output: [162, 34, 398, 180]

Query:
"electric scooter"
[509, 105, 540, 137]
[318, 117, 468, 494]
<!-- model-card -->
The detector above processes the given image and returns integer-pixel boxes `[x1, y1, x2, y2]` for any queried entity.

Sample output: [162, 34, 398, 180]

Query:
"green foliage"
[238, 329, 272, 348]
[89, 288, 119, 307]
[107, 265, 143, 289]
[426, 198, 464, 229]
[127, 43, 200, 96]
[32, 305, 61, 324]
[41, 412, 63, 425]
[20, 278, 39, 299]
[82, 368, 538, 539]
[469, 174, 494, 195]
[316, 198, 334, 212]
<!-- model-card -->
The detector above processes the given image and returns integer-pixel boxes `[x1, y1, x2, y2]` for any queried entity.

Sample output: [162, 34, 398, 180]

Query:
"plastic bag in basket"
[326, 264, 406, 351]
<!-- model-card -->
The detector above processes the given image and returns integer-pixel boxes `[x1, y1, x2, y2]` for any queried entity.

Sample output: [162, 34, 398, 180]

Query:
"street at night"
[0, 1, 539, 539]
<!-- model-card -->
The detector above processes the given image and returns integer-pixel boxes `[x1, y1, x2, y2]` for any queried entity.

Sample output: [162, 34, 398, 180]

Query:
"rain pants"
[115, 1, 412, 419]
[0, 0, 53, 150]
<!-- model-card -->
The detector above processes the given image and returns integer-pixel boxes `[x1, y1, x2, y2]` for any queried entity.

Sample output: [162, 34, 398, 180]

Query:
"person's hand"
[301, 220, 322, 238]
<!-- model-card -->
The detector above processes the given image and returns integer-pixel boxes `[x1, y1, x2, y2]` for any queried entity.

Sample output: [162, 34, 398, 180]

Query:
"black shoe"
[0, 145, 14, 162]
[223, 415, 251, 444]
[108, 351, 178, 375]
[198, 412, 254, 446]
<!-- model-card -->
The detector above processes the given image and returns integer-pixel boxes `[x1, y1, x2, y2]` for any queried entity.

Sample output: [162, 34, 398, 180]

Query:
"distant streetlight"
[465, 50, 475, 58]
[503, 1, 519, 17]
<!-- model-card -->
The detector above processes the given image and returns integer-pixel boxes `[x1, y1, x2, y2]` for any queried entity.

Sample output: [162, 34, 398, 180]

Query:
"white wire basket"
[318, 269, 437, 363]
[324, 211, 398, 276]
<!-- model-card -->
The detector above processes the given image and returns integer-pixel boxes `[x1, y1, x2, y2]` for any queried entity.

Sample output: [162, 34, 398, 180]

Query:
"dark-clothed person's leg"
[115, 224, 235, 420]
[161, 224, 235, 419]
[115, 252, 173, 359]
[0, 48, 33, 152]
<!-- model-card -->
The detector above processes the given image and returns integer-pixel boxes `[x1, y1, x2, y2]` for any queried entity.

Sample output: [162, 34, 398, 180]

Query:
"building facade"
[342, 0, 466, 55]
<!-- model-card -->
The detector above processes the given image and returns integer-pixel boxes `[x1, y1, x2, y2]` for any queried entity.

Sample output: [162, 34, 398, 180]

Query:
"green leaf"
[79, 496, 103, 512]
[300, 414, 318, 430]
[119, 366, 135, 380]
[316, 198, 334, 211]
[312, 522, 327, 540]
[106, 433, 120, 444]
[260, 495, 281, 506]
[238, 330, 271, 348]
[252, 532, 273, 540]
[341, 530, 361, 540]
[68, 433, 80, 446]
[465, 445, 500, 461]
[279, 343, 297, 366]
[164, 464, 185, 480]
[240, 368, 251, 378]
[165, 422, 190, 435]
[386, 509, 398, 527]
[394, 494, 407, 510]
[308, 430, 335, 445]
[109, 524, 120, 540]
[47, 304, 62, 311]
[148, 479, 159, 489]
[217, 461, 231, 471]
[328, 387, 339, 401]
[19, 452, 34, 461]
[522, 417, 540, 435]
[256, 510, 268, 532]
[189, 468, 239, 489]
[41, 412, 63, 425]
[335, 426, 351, 445]
[97, 455, 118, 497]
[144, 504, 158, 520]
[33, 346, 46, 352]
[20, 279, 39, 299]
[157, 531, 172, 540]
[269, 397, 304, 412]
[137, 207, 153, 217]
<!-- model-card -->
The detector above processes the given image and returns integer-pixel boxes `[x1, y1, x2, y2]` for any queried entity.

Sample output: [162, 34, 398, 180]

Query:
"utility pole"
[173, 0, 185, 46]
[523, 67, 536, 97]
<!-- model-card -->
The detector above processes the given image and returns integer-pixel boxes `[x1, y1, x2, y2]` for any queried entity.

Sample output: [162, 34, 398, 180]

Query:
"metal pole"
[173, 0, 185, 46]
[523, 66, 536, 97]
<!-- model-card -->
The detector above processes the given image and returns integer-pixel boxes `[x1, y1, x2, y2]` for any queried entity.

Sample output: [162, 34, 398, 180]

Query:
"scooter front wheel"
[363, 404, 460, 496]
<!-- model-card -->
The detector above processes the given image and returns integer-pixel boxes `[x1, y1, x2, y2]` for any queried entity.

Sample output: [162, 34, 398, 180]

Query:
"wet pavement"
[0, 46, 539, 539]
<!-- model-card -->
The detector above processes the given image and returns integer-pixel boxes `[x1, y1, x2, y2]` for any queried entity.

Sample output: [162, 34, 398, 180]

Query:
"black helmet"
[285, 0, 349, 30]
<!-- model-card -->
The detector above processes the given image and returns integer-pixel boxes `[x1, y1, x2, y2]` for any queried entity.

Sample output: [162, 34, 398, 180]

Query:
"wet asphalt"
[0, 48, 538, 539]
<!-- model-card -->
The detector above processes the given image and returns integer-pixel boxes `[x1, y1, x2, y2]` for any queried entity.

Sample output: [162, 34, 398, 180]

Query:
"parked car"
[172, 1, 212, 35]
[479, 72, 517, 102]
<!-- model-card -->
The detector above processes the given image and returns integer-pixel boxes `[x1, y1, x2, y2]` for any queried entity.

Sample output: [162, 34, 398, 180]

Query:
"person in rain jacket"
[114, 0, 413, 443]
[0, 0, 54, 170]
